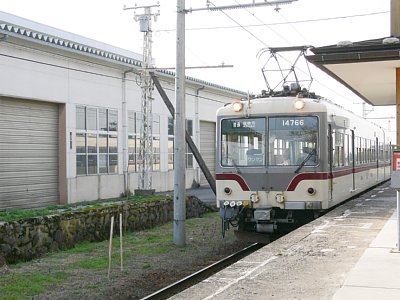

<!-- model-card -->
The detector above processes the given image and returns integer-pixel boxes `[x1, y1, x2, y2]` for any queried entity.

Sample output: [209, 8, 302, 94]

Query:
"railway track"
[141, 242, 264, 300]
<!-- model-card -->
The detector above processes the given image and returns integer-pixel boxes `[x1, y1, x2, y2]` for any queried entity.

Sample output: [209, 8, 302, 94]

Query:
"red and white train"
[216, 90, 391, 240]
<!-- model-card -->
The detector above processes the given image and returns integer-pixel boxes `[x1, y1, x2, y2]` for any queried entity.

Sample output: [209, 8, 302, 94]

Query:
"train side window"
[344, 134, 350, 166]
[348, 134, 353, 165]
[333, 131, 345, 167]
[379, 142, 384, 162]
[355, 136, 361, 165]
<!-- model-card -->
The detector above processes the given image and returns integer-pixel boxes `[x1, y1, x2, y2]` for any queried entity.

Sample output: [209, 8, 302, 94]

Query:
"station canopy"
[306, 37, 400, 106]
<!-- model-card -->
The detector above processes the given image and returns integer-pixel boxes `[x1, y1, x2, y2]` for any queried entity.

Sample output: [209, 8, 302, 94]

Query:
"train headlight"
[293, 98, 305, 110]
[307, 187, 316, 195]
[224, 187, 232, 195]
[232, 101, 244, 112]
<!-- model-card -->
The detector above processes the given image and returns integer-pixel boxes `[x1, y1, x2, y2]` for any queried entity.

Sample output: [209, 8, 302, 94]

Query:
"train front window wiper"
[295, 148, 316, 173]
[229, 156, 241, 174]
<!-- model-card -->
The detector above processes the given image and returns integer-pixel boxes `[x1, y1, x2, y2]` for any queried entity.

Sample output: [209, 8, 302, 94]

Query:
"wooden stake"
[120, 213, 123, 271]
[108, 216, 114, 280]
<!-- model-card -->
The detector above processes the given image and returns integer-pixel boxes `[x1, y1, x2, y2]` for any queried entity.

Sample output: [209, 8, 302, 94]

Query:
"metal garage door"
[0, 98, 59, 210]
[200, 121, 216, 185]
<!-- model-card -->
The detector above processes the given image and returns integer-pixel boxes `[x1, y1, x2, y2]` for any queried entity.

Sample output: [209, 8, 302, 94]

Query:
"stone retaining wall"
[0, 196, 213, 265]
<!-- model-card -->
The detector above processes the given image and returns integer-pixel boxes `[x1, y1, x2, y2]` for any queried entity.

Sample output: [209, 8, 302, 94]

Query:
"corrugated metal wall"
[200, 121, 216, 185]
[0, 97, 59, 210]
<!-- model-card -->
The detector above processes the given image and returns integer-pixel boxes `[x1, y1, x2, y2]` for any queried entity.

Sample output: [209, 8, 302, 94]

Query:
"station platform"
[171, 182, 400, 300]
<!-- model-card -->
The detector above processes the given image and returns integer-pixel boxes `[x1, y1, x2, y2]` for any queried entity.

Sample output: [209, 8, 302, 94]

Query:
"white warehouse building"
[0, 11, 246, 210]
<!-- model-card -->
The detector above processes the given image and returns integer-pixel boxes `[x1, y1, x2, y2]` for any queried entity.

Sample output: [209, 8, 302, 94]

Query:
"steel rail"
[141, 243, 264, 300]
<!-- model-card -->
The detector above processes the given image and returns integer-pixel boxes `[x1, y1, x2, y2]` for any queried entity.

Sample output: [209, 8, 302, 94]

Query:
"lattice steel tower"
[124, 3, 160, 191]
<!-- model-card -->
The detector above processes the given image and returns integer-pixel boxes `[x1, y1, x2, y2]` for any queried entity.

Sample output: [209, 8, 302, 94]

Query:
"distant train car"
[216, 91, 391, 240]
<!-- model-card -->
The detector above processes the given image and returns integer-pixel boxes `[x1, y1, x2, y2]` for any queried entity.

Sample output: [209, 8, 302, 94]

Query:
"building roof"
[0, 11, 246, 96]
[306, 37, 400, 106]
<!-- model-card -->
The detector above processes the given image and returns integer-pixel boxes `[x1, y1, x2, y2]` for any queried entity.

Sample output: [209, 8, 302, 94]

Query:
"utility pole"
[174, 0, 186, 247]
[124, 3, 160, 194]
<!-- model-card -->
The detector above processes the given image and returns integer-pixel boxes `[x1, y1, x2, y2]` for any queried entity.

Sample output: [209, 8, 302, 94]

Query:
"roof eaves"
[0, 22, 143, 68]
[0, 15, 246, 96]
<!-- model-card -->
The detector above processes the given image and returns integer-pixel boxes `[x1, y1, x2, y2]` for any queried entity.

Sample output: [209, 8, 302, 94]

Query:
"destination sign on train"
[222, 118, 265, 132]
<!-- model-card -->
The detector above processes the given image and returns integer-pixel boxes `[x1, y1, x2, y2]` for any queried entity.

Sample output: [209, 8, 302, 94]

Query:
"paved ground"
[171, 182, 399, 300]
[186, 185, 216, 204]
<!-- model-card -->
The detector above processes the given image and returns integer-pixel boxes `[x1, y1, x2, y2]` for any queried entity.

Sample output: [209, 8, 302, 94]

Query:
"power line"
[233, 0, 292, 45]
[277, 11, 311, 45]
[157, 11, 389, 32]
[207, 1, 269, 47]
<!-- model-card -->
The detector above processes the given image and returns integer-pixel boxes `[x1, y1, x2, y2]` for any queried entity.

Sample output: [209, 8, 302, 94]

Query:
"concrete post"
[174, 0, 186, 247]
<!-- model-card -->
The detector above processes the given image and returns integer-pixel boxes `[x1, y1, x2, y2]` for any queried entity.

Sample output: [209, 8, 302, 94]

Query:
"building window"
[76, 106, 118, 175]
[168, 118, 194, 170]
[186, 119, 194, 168]
[152, 115, 161, 171]
[128, 111, 138, 172]
[168, 117, 174, 170]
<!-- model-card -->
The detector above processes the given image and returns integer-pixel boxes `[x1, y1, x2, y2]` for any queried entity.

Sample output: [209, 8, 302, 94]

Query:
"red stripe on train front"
[286, 173, 329, 191]
[216, 173, 250, 191]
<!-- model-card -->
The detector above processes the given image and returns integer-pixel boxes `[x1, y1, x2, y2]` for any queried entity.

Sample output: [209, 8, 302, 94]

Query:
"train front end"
[216, 96, 327, 238]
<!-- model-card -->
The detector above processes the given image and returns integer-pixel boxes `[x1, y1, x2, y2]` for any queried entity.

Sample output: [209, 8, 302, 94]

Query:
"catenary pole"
[174, 0, 186, 247]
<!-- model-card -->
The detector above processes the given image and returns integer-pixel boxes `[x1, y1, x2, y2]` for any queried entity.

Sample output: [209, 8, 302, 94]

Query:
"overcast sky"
[0, 0, 395, 137]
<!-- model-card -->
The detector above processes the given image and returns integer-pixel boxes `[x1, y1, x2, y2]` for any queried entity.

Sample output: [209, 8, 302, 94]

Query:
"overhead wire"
[233, 0, 293, 45]
[207, 0, 269, 47]
[157, 11, 389, 32]
[277, 11, 311, 45]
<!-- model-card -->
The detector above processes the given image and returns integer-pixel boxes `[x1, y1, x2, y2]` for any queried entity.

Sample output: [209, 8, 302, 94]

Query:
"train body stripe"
[215, 173, 250, 191]
[287, 164, 382, 191]
[286, 173, 329, 191]
[217, 164, 388, 192]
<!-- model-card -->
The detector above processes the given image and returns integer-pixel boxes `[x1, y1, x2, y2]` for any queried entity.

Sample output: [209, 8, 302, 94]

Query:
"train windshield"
[221, 118, 266, 167]
[268, 116, 318, 166]
[220, 116, 318, 167]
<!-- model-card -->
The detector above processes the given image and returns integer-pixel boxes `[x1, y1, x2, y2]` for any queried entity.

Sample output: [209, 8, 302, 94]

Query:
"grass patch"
[70, 256, 109, 270]
[145, 234, 173, 243]
[83, 284, 100, 290]
[70, 243, 176, 270]
[64, 241, 98, 254]
[142, 263, 152, 270]
[133, 244, 176, 255]
[0, 208, 55, 222]
[0, 195, 172, 222]
[0, 272, 69, 300]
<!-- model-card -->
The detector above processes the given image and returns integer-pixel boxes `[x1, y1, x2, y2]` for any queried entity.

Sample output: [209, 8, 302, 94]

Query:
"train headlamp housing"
[293, 98, 305, 110]
[232, 101, 244, 112]
[224, 187, 232, 195]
